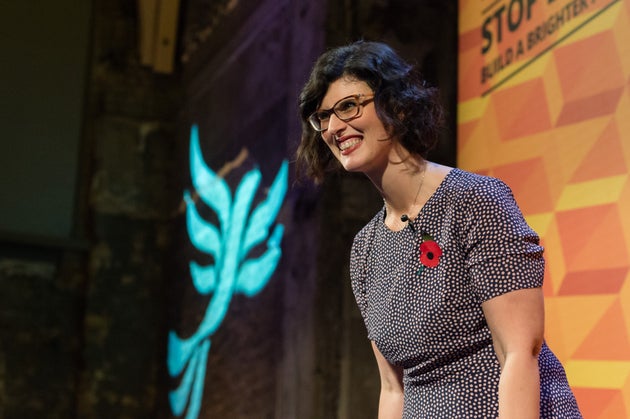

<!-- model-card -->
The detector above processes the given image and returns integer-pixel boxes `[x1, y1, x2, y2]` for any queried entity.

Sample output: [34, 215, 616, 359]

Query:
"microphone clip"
[400, 214, 416, 232]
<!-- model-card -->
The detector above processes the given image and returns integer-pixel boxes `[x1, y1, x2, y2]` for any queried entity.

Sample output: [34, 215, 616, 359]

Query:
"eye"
[316, 110, 332, 121]
[335, 99, 359, 115]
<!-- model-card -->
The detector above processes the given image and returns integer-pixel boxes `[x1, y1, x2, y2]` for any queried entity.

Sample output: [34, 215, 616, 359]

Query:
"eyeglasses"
[308, 94, 375, 132]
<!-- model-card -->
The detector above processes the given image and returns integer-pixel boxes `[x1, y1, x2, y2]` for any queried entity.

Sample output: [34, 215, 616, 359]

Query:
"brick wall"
[77, 0, 181, 417]
[173, 0, 326, 417]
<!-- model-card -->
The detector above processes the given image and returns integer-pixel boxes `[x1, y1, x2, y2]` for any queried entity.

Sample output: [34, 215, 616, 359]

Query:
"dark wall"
[0, 0, 91, 240]
[1, 0, 181, 417]
[76, 1, 181, 417]
[173, 1, 327, 417]
[0, 1, 457, 418]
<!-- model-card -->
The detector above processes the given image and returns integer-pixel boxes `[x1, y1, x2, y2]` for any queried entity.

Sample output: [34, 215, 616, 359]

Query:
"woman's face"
[317, 77, 393, 177]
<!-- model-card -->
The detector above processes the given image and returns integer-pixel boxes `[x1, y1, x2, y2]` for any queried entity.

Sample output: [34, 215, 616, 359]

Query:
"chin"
[340, 163, 364, 174]
[337, 153, 367, 174]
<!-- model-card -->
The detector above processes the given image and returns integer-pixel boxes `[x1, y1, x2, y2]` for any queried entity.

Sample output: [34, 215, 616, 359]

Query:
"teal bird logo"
[167, 125, 288, 418]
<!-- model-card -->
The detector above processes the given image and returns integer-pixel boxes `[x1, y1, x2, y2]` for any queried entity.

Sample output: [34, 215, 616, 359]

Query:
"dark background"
[0, 0, 457, 417]
[0, 0, 91, 241]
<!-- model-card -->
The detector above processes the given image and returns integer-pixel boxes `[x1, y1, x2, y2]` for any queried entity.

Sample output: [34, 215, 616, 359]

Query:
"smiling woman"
[295, 40, 582, 419]
[310, 77, 394, 177]
[296, 41, 444, 185]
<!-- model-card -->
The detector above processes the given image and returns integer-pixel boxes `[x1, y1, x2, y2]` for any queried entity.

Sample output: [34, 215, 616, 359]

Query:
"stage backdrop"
[458, 0, 630, 416]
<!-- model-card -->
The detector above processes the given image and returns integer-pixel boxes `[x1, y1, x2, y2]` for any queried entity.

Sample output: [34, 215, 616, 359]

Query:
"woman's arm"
[371, 341, 404, 419]
[482, 287, 544, 419]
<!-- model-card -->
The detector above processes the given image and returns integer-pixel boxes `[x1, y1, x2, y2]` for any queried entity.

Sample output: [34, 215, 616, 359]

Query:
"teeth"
[339, 138, 361, 151]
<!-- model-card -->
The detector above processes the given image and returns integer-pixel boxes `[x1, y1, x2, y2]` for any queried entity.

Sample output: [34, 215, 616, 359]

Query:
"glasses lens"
[309, 95, 368, 132]
[334, 98, 360, 120]
[308, 113, 323, 131]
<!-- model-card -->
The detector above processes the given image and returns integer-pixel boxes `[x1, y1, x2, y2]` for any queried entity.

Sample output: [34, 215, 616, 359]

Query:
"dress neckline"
[380, 168, 460, 234]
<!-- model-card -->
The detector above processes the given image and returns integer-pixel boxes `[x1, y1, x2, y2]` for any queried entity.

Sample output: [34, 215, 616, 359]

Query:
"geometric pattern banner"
[458, 0, 630, 416]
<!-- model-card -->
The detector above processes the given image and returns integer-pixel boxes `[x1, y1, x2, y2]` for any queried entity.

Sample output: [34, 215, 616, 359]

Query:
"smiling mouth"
[338, 138, 362, 151]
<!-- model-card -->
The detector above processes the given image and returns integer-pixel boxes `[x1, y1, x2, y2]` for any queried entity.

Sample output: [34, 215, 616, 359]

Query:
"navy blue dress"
[350, 169, 582, 418]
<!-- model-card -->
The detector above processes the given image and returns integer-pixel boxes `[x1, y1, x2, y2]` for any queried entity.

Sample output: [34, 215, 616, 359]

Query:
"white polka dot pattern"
[350, 169, 582, 418]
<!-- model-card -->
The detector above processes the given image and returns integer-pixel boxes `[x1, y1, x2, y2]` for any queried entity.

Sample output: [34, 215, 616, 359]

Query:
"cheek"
[320, 133, 337, 151]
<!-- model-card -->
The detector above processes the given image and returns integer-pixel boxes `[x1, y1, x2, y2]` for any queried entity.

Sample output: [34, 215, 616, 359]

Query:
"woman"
[296, 41, 582, 418]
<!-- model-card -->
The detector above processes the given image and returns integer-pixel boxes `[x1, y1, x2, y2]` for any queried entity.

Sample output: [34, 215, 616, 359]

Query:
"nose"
[326, 113, 347, 137]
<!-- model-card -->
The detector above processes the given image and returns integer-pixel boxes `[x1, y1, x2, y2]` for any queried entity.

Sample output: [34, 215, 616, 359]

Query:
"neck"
[377, 159, 428, 220]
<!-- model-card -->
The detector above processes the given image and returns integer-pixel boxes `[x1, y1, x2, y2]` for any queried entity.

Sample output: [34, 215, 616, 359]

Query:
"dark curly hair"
[296, 41, 444, 183]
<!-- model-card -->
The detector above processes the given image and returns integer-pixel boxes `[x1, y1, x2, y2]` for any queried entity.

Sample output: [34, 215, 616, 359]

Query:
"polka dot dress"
[350, 169, 582, 418]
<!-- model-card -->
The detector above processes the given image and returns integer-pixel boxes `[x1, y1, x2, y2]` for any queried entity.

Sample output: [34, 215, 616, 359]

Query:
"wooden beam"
[153, 0, 180, 74]
[137, 0, 180, 74]
[137, 0, 158, 67]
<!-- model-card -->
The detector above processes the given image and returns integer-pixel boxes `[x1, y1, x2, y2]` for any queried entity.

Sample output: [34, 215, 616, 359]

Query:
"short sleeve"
[461, 178, 545, 302]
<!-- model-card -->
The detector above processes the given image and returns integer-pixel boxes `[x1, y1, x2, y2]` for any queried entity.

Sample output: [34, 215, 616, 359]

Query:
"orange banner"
[458, 0, 630, 416]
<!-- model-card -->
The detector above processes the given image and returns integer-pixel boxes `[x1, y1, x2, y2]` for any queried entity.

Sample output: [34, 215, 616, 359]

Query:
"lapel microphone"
[400, 214, 416, 232]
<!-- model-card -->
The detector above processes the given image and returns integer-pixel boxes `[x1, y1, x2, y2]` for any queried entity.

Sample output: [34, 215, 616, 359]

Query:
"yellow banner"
[458, 0, 630, 416]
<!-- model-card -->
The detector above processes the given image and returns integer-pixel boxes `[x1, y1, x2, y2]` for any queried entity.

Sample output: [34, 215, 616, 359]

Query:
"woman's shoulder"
[352, 206, 385, 245]
[440, 168, 514, 201]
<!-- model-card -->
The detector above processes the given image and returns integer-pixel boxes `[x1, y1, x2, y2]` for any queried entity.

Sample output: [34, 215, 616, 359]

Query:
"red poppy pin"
[418, 233, 442, 274]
